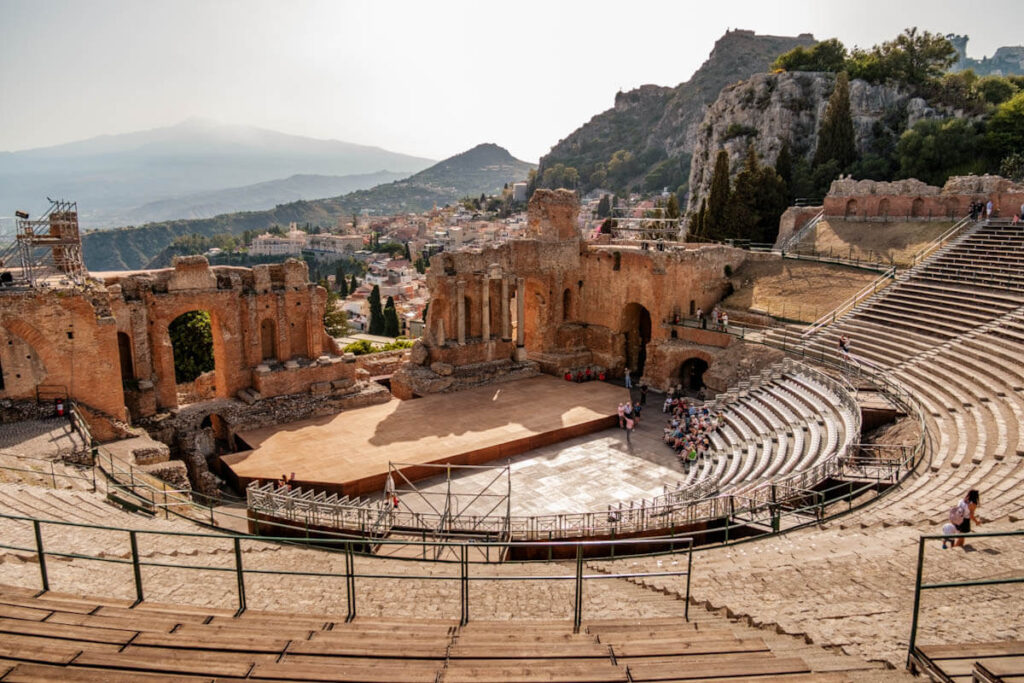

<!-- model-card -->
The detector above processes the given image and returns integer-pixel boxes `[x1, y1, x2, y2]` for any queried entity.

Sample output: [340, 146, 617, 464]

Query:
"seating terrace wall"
[824, 174, 1024, 220]
[396, 189, 749, 396]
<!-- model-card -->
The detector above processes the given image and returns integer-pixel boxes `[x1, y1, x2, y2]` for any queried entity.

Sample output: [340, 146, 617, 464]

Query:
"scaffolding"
[0, 199, 87, 288]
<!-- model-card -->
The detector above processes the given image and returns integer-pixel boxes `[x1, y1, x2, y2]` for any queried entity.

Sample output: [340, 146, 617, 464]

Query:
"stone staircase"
[614, 219, 1024, 668]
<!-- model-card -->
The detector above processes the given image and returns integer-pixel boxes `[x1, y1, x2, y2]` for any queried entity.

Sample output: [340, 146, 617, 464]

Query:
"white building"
[249, 229, 306, 256]
[307, 233, 364, 254]
[512, 182, 528, 203]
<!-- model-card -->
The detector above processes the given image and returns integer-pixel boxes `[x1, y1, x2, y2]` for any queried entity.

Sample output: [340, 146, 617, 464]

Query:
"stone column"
[501, 277, 511, 341]
[481, 277, 491, 342]
[456, 280, 466, 346]
[515, 277, 525, 347]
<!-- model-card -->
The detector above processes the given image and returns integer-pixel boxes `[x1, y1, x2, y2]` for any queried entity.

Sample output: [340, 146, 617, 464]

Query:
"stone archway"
[620, 302, 652, 377]
[845, 199, 858, 218]
[117, 331, 135, 382]
[155, 307, 230, 409]
[878, 198, 890, 218]
[260, 319, 277, 361]
[911, 197, 926, 218]
[678, 357, 709, 394]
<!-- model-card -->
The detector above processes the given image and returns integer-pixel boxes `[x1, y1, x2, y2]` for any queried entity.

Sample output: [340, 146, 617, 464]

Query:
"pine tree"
[368, 285, 385, 335]
[726, 148, 761, 240]
[775, 141, 794, 202]
[596, 194, 611, 218]
[383, 296, 400, 337]
[320, 279, 349, 337]
[666, 193, 680, 219]
[704, 150, 731, 240]
[403, 242, 412, 260]
[814, 71, 857, 171]
[349, 274, 358, 293]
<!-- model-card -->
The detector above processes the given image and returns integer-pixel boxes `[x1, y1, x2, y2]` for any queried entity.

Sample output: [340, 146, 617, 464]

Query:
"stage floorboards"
[221, 376, 625, 495]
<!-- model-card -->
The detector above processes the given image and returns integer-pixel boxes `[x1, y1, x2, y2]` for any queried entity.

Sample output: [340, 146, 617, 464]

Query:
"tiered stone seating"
[0, 582, 890, 681]
[622, 219, 1024, 668]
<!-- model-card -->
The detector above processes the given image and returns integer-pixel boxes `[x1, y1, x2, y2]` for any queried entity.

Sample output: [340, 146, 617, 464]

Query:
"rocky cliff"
[685, 71, 938, 213]
[539, 30, 816, 194]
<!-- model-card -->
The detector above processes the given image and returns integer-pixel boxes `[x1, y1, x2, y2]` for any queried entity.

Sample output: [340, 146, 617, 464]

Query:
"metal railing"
[0, 510, 693, 632]
[907, 529, 1024, 670]
[779, 208, 824, 254]
[247, 360, 866, 544]
[906, 215, 974, 268]
[800, 266, 897, 339]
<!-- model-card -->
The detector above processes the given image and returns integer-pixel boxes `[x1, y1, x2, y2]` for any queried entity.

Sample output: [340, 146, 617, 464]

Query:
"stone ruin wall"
[1, 254, 392, 492]
[394, 189, 756, 397]
[823, 174, 1024, 220]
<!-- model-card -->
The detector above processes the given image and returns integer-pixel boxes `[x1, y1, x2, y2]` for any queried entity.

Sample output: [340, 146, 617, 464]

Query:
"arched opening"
[168, 310, 216, 406]
[289, 318, 308, 358]
[620, 303, 652, 378]
[260, 319, 277, 361]
[878, 198, 890, 217]
[911, 197, 926, 218]
[845, 199, 858, 218]
[679, 358, 709, 394]
[944, 197, 960, 218]
[117, 331, 134, 382]
[464, 294, 476, 339]
[688, 300, 696, 316]
[508, 289, 518, 342]
[562, 288, 572, 321]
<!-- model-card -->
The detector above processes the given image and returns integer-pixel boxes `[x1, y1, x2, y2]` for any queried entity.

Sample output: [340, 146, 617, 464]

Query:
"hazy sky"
[1, 0, 1020, 162]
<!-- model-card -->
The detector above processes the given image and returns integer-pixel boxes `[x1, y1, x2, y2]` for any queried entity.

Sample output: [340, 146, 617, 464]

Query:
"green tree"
[596, 194, 611, 218]
[1000, 152, 1024, 182]
[383, 296, 400, 337]
[665, 193, 680, 220]
[168, 311, 214, 383]
[897, 118, 985, 185]
[775, 142, 793, 201]
[337, 270, 348, 297]
[847, 28, 956, 87]
[772, 38, 848, 72]
[320, 279, 349, 337]
[349, 274, 359, 293]
[368, 285, 385, 335]
[703, 150, 731, 240]
[986, 92, 1024, 163]
[814, 71, 857, 170]
[403, 242, 412, 260]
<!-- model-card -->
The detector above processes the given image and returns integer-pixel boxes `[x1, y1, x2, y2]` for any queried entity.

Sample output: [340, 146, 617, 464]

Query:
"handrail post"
[233, 537, 247, 615]
[573, 544, 584, 633]
[684, 539, 693, 622]
[907, 536, 926, 669]
[345, 541, 356, 622]
[33, 519, 49, 594]
[129, 530, 144, 605]
[460, 543, 469, 626]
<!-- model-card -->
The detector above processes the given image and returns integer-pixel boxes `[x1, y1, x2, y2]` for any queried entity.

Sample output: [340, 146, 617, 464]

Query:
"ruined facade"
[1, 256, 382, 441]
[393, 190, 750, 397]
[823, 175, 1024, 220]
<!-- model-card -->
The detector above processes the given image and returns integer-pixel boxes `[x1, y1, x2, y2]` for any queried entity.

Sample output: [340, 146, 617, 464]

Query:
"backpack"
[949, 503, 965, 526]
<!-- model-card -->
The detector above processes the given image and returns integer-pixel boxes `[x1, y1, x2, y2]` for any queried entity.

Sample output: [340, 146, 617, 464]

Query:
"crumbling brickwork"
[823, 175, 1024, 220]
[394, 189, 749, 396]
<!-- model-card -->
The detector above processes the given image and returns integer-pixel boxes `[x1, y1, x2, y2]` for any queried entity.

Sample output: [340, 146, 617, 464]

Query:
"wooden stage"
[220, 376, 625, 496]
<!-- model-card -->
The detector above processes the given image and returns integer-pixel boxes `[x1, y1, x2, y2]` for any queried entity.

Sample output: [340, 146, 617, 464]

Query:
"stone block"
[310, 381, 331, 395]
[430, 362, 454, 376]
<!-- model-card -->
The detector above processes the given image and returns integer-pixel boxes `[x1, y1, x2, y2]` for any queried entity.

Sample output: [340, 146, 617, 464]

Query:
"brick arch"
[151, 304, 232, 409]
[1, 317, 53, 384]
[673, 350, 714, 393]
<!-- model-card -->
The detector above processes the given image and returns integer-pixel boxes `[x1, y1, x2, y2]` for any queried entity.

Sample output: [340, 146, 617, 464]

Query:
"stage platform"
[221, 376, 625, 496]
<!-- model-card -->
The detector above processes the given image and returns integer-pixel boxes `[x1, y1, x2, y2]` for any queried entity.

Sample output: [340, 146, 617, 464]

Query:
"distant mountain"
[82, 143, 535, 271]
[0, 118, 434, 227]
[337, 143, 536, 213]
[119, 171, 409, 224]
[539, 30, 817, 196]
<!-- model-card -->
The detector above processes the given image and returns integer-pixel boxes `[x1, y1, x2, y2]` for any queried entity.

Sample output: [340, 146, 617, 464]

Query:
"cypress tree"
[775, 141, 794, 201]
[704, 150, 731, 240]
[338, 272, 348, 297]
[814, 71, 857, 170]
[368, 285, 385, 335]
[383, 296, 400, 337]
[349, 274, 358, 293]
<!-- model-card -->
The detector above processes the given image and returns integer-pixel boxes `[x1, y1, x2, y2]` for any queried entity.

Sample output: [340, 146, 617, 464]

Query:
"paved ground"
[0, 418, 87, 459]
[394, 394, 688, 517]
